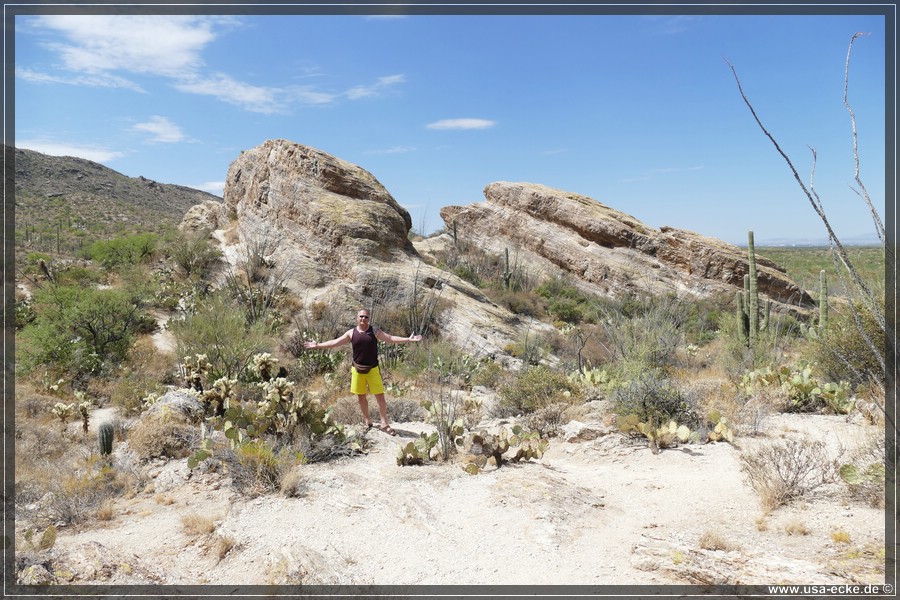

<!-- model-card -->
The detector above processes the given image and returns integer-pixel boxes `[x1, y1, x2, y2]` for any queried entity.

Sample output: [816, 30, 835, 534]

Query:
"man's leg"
[374, 393, 389, 427]
[357, 394, 372, 426]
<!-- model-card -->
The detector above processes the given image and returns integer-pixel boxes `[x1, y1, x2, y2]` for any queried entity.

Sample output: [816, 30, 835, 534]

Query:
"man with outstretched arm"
[304, 308, 422, 435]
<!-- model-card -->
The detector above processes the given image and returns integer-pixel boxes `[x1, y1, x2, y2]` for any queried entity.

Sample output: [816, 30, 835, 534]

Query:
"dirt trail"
[35, 413, 885, 587]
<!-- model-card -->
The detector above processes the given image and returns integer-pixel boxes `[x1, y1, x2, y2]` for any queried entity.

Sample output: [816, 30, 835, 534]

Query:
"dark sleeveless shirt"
[351, 326, 378, 368]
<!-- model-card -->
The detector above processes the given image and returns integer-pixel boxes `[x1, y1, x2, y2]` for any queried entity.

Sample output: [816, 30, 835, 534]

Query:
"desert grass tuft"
[784, 520, 810, 536]
[181, 511, 217, 536]
[213, 534, 236, 561]
[698, 531, 740, 552]
[831, 529, 852, 544]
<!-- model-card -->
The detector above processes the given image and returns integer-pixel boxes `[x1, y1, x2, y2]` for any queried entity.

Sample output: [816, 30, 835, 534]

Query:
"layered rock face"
[196, 141, 814, 359]
[439, 182, 815, 312]
[214, 140, 537, 357]
[224, 139, 414, 279]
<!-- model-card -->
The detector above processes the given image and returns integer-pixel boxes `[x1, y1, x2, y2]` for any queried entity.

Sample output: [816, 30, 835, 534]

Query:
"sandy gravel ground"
[24, 407, 887, 590]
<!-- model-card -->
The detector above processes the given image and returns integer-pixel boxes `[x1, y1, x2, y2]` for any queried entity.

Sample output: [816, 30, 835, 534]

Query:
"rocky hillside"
[13, 147, 221, 236]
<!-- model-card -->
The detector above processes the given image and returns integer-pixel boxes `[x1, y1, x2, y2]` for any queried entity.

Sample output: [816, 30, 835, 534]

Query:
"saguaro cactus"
[747, 230, 759, 346]
[819, 269, 828, 331]
[98, 422, 114, 455]
[736, 230, 770, 347]
[502, 247, 512, 289]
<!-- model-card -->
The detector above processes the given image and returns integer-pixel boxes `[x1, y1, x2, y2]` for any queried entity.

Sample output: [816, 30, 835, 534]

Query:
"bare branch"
[843, 32, 885, 242]
[725, 40, 887, 394]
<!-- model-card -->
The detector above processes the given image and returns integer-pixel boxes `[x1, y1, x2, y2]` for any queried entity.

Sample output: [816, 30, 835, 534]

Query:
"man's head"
[357, 309, 370, 324]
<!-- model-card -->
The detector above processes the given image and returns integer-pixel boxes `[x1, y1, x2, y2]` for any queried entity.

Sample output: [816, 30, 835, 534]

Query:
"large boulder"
[224, 139, 414, 272]
[438, 181, 815, 313]
[208, 140, 539, 359]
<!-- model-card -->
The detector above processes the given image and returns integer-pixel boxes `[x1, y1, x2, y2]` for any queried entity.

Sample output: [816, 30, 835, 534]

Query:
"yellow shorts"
[350, 366, 384, 395]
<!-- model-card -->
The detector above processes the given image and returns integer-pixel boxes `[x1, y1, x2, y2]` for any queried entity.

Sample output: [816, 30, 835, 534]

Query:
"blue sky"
[12, 7, 890, 246]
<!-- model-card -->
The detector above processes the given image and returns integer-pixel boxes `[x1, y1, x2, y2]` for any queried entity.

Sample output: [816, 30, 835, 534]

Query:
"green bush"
[601, 301, 683, 377]
[165, 229, 222, 280]
[18, 284, 147, 379]
[499, 365, 583, 414]
[169, 292, 272, 382]
[809, 298, 884, 388]
[612, 373, 701, 428]
[81, 232, 159, 269]
[536, 275, 596, 324]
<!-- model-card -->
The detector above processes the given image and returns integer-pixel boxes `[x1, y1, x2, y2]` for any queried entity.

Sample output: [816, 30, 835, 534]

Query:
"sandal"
[363, 422, 373, 431]
[379, 424, 397, 436]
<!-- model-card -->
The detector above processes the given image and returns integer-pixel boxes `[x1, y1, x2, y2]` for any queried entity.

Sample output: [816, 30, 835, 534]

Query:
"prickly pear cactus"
[396, 432, 440, 466]
[707, 417, 734, 443]
[462, 425, 548, 473]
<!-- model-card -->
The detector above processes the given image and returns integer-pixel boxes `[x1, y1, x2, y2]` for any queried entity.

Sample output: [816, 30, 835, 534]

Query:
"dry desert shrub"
[181, 511, 217, 536]
[831, 529, 852, 544]
[840, 427, 885, 508]
[698, 531, 740, 552]
[213, 534, 236, 561]
[523, 402, 578, 438]
[739, 438, 840, 512]
[96, 498, 116, 522]
[127, 417, 200, 461]
[784, 520, 811, 536]
[280, 466, 305, 498]
[27, 455, 141, 528]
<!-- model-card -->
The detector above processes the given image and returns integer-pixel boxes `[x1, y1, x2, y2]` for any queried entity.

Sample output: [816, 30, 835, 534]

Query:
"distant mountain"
[11, 147, 221, 239]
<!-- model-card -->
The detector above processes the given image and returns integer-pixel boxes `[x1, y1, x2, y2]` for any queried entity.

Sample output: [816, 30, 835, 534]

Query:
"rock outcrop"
[214, 139, 540, 358]
[437, 182, 815, 313]
[190, 141, 816, 359]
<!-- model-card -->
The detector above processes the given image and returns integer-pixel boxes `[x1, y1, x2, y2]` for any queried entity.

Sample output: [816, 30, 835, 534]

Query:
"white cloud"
[174, 74, 283, 114]
[345, 74, 406, 100]
[364, 146, 416, 155]
[22, 15, 404, 114]
[195, 181, 226, 195]
[18, 140, 125, 163]
[288, 86, 340, 106]
[426, 118, 496, 130]
[16, 66, 145, 92]
[35, 15, 219, 78]
[132, 116, 186, 143]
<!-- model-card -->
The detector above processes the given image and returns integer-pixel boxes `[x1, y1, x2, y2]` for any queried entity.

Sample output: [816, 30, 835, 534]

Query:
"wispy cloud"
[34, 15, 221, 78]
[426, 118, 496, 130]
[195, 181, 226, 195]
[364, 146, 416, 155]
[620, 165, 704, 183]
[174, 74, 284, 114]
[132, 116, 186, 143]
[644, 15, 699, 35]
[345, 74, 406, 100]
[18, 140, 125, 163]
[649, 166, 704, 174]
[21, 15, 407, 115]
[16, 66, 146, 92]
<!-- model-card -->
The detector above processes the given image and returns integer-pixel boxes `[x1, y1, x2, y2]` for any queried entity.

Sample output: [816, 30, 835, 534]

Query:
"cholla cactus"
[251, 352, 279, 382]
[141, 392, 161, 411]
[50, 402, 75, 428]
[203, 377, 238, 416]
[181, 354, 211, 391]
[78, 401, 91, 435]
